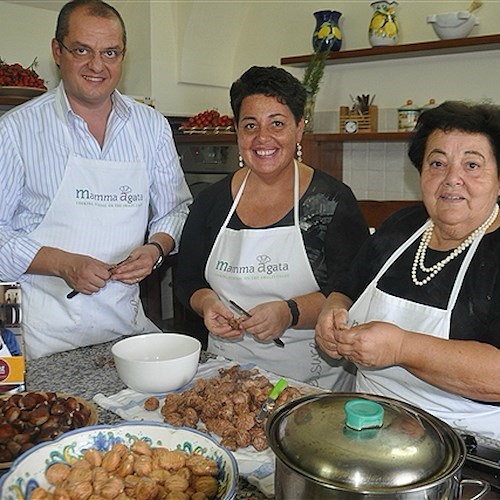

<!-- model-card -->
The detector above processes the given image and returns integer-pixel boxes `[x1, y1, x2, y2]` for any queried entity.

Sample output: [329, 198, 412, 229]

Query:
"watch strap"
[285, 299, 299, 327]
[146, 241, 164, 270]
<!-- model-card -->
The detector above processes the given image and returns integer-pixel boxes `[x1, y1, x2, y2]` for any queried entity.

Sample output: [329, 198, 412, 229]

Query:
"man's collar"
[55, 81, 131, 121]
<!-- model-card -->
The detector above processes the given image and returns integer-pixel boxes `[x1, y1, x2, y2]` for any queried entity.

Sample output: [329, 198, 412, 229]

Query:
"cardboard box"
[0, 282, 25, 393]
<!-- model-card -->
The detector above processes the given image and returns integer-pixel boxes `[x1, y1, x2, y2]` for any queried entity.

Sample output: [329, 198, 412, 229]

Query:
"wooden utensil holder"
[339, 105, 378, 133]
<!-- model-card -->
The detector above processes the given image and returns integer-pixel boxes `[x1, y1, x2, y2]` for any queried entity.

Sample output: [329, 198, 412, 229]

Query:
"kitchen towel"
[93, 356, 316, 497]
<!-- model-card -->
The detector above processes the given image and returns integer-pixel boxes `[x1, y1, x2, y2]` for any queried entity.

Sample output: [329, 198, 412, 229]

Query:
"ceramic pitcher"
[312, 10, 343, 52]
[369, 1, 399, 46]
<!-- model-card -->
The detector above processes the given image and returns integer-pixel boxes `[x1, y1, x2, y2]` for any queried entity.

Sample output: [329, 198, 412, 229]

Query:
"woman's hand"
[190, 289, 244, 340]
[334, 321, 406, 367]
[239, 300, 290, 343]
[315, 292, 352, 359]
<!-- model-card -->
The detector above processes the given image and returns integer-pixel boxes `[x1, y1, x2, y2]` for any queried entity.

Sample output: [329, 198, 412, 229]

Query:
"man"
[0, 0, 192, 359]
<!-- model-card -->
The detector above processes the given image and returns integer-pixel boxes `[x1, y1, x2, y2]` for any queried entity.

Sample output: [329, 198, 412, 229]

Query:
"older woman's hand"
[315, 309, 348, 360]
[334, 321, 406, 368]
[315, 292, 352, 359]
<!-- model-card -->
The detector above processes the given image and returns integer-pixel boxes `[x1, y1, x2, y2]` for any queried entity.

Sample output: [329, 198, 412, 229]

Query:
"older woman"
[316, 100, 500, 441]
[176, 66, 369, 389]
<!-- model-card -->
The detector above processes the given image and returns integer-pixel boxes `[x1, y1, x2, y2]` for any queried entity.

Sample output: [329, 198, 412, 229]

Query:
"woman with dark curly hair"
[316, 100, 500, 441]
[176, 66, 369, 389]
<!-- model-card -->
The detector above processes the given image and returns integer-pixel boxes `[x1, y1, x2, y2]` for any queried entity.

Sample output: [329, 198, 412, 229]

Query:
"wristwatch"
[285, 299, 300, 327]
[146, 241, 164, 270]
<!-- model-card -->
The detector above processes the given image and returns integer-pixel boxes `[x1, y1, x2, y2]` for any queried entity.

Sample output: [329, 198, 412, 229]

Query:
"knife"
[255, 377, 288, 423]
[229, 300, 285, 348]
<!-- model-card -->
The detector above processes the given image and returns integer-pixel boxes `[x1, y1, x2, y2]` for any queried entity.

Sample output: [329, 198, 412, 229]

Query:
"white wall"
[2, 0, 500, 200]
[4, 0, 499, 116]
[0, 1, 151, 97]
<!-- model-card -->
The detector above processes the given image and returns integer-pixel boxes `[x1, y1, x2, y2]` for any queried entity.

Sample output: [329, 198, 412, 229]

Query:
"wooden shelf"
[174, 132, 411, 144]
[281, 34, 500, 67]
[174, 133, 237, 144]
[0, 96, 33, 106]
[306, 132, 412, 142]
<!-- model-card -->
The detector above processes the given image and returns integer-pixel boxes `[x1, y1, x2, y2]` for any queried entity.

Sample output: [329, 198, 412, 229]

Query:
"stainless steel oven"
[177, 143, 239, 197]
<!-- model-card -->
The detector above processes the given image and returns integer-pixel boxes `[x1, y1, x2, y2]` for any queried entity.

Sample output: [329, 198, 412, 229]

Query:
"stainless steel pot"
[266, 392, 490, 499]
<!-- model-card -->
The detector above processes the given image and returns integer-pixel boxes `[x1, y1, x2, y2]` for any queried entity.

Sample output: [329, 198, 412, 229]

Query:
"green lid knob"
[344, 399, 384, 431]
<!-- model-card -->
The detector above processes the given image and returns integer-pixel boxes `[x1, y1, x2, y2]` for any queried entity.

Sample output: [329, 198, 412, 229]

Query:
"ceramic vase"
[369, 1, 399, 47]
[312, 10, 343, 52]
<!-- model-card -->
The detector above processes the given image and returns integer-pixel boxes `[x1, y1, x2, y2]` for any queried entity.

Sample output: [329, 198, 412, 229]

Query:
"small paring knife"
[229, 300, 285, 348]
[256, 377, 288, 423]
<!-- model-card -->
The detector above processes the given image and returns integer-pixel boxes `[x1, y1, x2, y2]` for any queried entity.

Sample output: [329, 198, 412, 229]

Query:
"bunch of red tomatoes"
[0, 58, 47, 90]
[182, 109, 234, 129]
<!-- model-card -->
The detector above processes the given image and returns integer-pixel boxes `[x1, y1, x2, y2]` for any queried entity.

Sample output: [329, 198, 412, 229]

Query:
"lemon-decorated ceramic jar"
[369, 1, 399, 47]
[312, 10, 343, 52]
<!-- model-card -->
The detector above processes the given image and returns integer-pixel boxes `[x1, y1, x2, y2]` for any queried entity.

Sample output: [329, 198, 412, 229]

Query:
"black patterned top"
[175, 169, 369, 307]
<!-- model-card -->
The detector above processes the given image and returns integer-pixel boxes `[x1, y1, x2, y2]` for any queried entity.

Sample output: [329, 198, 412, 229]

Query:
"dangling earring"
[296, 143, 303, 163]
[238, 154, 245, 168]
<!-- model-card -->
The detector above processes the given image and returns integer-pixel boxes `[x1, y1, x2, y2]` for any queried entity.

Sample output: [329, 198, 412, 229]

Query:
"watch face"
[344, 120, 358, 133]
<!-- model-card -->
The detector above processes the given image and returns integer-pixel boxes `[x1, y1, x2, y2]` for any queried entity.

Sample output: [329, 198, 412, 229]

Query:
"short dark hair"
[408, 100, 500, 175]
[230, 66, 306, 125]
[55, 0, 127, 48]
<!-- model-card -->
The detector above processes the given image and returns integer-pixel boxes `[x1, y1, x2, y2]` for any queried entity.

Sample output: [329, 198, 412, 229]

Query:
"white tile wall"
[344, 141, 421, 200]
[315, 108, 422, 201]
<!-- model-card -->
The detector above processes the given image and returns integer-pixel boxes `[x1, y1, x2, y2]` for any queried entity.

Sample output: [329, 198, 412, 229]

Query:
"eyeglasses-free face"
[58, 41, 125, 65]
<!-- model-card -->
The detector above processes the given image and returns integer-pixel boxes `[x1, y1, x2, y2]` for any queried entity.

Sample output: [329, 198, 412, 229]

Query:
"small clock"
[344, 120, 358, 134]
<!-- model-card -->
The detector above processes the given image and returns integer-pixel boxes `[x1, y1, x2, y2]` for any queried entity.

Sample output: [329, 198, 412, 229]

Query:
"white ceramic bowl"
[112, 332, 201, 393]
[427, 11, 479, 40]
[0, 422, 238, 500]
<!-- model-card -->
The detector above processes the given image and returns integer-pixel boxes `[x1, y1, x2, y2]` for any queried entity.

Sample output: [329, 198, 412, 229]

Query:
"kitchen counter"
[24, 340, 269, 499]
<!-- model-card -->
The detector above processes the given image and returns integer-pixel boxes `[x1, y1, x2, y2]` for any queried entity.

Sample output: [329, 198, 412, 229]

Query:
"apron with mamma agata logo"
[350, 221, 500, 440]
[205, 161, 355, 390]
[22, 96, 159, 359]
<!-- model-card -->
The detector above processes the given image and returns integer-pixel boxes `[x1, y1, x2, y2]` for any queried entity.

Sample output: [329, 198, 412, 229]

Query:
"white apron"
[350, 220, 500, 440]
[205, 161, 355, 390]
[22, 99, 159, 359]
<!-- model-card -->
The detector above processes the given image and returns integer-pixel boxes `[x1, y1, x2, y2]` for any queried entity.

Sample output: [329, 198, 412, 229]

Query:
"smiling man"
[0, 0, 192, 359]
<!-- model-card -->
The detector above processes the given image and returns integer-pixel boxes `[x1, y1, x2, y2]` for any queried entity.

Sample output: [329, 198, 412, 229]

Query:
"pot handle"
[459, 478, 490, 500]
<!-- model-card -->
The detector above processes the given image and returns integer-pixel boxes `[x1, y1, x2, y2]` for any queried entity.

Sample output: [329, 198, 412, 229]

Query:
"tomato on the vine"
[181, 108, 235, 129]
[0, 57, 47, 90]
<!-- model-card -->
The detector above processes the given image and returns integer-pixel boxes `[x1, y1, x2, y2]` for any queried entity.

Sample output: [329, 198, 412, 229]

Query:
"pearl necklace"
[411, 204, 499, 286]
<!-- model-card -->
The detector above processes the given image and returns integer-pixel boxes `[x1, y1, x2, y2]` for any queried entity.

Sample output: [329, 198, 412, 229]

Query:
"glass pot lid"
[266, 392, 465, 491]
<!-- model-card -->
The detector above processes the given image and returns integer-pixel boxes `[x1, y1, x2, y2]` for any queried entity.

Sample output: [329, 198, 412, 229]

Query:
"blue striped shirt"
[0, 82, 192, 282]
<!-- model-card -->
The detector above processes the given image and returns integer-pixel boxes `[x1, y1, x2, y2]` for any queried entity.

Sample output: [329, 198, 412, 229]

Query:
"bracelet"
[286, 299, 300, 327]
[146, 241, 164, 270]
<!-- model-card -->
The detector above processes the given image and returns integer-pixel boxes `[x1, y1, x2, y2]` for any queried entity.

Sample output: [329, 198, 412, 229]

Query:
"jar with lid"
[398, 99, 421, 132]
[422, 98, 437, 111]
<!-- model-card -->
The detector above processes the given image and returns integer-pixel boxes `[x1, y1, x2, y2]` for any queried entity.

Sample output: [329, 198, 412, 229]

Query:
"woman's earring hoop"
[296, 143, 303, 163]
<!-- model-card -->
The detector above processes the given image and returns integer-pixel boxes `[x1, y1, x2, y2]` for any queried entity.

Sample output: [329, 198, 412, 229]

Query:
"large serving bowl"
[427, 11, 479, 40]
[112, 332, 201, 393]
[0, 422, 238, 500]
